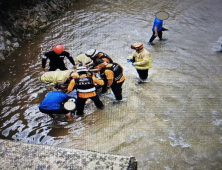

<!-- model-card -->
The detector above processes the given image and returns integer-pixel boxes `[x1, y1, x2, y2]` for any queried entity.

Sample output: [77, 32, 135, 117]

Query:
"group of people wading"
[38, 43, 152, 122]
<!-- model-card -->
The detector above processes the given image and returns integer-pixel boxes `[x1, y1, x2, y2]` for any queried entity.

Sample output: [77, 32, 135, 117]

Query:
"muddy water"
[1, 0, 222, 169]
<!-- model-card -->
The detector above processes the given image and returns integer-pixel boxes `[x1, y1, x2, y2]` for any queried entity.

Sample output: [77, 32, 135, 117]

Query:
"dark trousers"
[111, 80, 124, 100]
[39, 108, 69, 120]
[101, 74, 108, 93]
[76, 95, 103, 116]
[149, 31, 162, 42]
[39, 108, 69, 115]
[136, 69, 149, 80]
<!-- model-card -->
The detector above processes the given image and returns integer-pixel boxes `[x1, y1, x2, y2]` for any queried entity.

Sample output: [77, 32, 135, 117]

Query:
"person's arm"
[86, 60, 94, 67]
[105, 70, 114, 87]
[67, 79, 76, 92]
[154, 26, 158, 36]
[92, 76, 104, 86]
[89, 66, 101, 72]
[127, 52, 136, 63]
[153, 18, 159, 36]
[84, 61, 92, 67]
[107, 79, 113, 88]
[66, 52, 75, 66]
[127, 52, 134, 60]
[42, 54, 48, 71]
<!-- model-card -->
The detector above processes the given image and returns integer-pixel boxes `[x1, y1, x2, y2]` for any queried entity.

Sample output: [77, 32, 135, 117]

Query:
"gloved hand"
[126, 59, 131, 63]
[96, 73, 101, 78]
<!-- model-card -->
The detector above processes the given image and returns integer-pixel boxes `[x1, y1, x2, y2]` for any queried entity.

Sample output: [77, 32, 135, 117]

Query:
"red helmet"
[53, 44, 65, 54]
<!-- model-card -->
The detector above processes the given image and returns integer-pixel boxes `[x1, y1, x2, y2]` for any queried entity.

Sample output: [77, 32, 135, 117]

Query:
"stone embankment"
[0, 0, 75, 62]
[0, 139, 137, 170]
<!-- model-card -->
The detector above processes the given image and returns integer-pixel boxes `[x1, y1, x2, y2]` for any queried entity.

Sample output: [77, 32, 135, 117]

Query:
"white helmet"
[85, 49, 99, 59]
[76, 66, 88, 73]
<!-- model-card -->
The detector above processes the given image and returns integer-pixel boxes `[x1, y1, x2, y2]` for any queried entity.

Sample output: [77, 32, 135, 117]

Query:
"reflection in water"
[0, 0, 222, 169]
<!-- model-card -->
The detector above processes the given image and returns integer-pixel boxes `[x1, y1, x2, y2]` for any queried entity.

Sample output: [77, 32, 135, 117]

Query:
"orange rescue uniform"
[68, 76, 104, 98]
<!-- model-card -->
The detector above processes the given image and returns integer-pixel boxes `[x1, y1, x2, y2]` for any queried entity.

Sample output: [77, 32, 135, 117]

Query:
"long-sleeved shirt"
[42, 51, 75, 69]
[103, 63, 125, 87]
[68, 75, 104, 98]
[40, 70, 74, 85]
[39, 91, 70, 111]
[152, 17, 163, 32]
[128, 48, 152, 70]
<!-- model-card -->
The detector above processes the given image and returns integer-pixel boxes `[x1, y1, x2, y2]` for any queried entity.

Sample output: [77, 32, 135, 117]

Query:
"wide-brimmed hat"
[131, 42, 144, 50]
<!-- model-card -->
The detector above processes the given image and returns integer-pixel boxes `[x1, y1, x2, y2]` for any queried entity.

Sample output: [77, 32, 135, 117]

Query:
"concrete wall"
[0, 139, 137, 170]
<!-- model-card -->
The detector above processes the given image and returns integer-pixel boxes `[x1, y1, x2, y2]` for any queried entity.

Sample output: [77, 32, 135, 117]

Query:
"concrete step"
[0, 139, 137, 170]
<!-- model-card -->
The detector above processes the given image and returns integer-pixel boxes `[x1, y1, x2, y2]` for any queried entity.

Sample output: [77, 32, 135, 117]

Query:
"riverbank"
[0, 139, 137, 169]
[0, 0, 76, 62]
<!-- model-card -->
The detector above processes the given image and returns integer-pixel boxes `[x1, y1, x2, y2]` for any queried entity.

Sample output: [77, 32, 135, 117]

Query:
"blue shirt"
[39, 91, 70, 111]
[152, 17, 163, 32]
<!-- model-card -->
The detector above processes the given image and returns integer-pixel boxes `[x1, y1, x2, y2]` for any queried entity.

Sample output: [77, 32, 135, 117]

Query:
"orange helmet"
[53, 44, 65, 54]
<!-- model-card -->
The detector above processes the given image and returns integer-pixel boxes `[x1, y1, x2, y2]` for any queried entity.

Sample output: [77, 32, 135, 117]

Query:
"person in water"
[85, 49, 113, 68]
[40, 70, 77, 91]
[38, 84, 72, 121]
[85, 49, 114, 93]
[42, 44, 76, 71]
[67, 66, 104, 119]
[95, 59, 125, 104]
[127, 42, 152, 85]
[148, 17, 167, 45]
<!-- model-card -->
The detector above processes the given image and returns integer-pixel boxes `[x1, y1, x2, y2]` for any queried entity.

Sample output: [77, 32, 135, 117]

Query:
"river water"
[1, 0, 222, 169]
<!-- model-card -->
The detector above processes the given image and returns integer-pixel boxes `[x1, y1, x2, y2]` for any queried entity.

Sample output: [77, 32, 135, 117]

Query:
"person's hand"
[73, 65, 77, 69]
[87, 71, 93, 77]
[154, 32, 158, 36]
[43, 68, 48, 72]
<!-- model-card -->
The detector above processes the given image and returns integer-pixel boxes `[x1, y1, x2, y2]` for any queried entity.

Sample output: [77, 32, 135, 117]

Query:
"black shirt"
[42, 51, 75, 69]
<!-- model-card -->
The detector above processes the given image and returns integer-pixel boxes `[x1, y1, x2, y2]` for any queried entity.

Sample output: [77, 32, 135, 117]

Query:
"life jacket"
[75, 77, 96, 93]
[101, 63, 123, 82]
